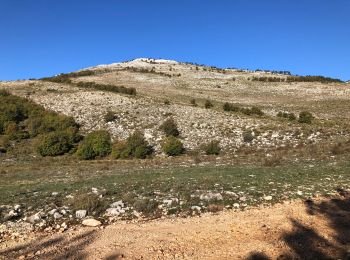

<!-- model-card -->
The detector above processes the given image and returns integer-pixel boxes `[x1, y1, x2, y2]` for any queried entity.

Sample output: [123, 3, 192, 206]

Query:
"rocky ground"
[1, 193, 350, 259]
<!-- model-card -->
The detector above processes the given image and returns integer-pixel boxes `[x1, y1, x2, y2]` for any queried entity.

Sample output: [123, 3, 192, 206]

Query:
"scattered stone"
[110, 200, 124, 208]
[191, 206, 201, 211]
[105, 208, 120, 216]
[163, 199, 173, 206]
[224, 191, 238, 197]
[233, 203, 240, 208]
[48, 209, 57, 215]
[4, 210, 18, 221]
[53, 212, 63, 219]
[51, 192, 59, 196]
[264, 196, 273, 201]
[26, 213, 42, 224]
[200, 193, 223, 201]
[82, 219, 101, 227]
[76, 210, 87, 219]
[239, 196, 247, 202]
[297, 191, 303, 196]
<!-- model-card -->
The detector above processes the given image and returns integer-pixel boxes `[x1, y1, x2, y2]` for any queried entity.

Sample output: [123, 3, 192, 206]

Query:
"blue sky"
[0, 0, 349, 80]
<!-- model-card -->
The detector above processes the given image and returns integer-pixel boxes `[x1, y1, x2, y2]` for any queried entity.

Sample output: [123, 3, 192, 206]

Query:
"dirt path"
[1, 195, 350, 259]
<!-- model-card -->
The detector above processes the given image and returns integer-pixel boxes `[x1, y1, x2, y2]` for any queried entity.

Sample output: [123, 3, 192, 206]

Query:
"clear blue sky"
[0, 0, 349, 80]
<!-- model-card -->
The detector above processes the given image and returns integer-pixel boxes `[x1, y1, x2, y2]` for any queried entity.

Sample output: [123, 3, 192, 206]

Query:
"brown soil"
[1, 195, 350, 260]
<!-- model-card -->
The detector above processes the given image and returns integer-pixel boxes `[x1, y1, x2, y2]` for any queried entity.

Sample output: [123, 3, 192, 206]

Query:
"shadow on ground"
[0, 229, 124, 259]
[247, 188, 350, 260]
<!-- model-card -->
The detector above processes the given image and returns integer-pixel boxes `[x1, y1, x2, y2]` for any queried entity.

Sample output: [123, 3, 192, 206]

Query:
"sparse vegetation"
[77, 130, 112, 160]
[37, 130, 75, 156]
[204, 99, 213, 109]
[190, 98, 197, 106]
[277, 111, 296, 121]
[241, 106, 264, 116]
[298, 111, 313, 124]
[162, 136, 184, 156]
[223, 102, 239, 112]
[159, 118, 180, 137]
[104, 111, 118, 123]
[201, 140, 221, 155]
[112, 131, 152, 159]
[243, 130, 254, 143]
[76, 81, 136, 96]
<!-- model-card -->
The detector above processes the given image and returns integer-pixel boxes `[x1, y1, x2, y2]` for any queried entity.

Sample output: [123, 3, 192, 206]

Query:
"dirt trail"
[1, 196, 350, 259]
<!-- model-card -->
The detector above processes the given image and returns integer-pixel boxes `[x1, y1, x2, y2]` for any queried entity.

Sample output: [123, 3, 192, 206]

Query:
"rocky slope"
[1, 58, 349, 154]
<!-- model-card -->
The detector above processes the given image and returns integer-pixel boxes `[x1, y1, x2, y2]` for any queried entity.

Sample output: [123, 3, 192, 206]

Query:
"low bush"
[241, 107, 264, 116]
[277, 111, 296, 121]
[77, 130, 112, 160]
[162, 136, 184, 156]
[112, 131, 152, 159]
[243, 130, 254, 143]
[159, 118, 180, 137]
[204, 99, 213, 109]
[190, 98, 197, 106]
[0, 136, 10, 153]
[223, 102, 239, 112]
[201, 140, 221, 155]
[298, 111, 313, 124]
[104, 111, 118, 123]
[66, 193, 105, 215]
[37, 130, 75, 156]
[133, 198, 159, 215]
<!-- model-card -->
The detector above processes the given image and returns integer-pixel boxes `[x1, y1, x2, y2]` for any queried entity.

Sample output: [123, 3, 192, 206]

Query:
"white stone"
[105, 208, 120, 216]
[53, 212, 63, 219]
[82, 219, 101, 227]
[76, 210, 87, 219]
[110, 200, 124, 208]
[264, 196, 273, 201]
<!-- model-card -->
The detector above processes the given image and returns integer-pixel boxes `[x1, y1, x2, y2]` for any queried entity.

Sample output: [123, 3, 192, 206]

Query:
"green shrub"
[37, 131, 74, 156]
[223, 102, 239, 112]
[240, 108, 252, 115]
[277, 111, 296, 121]
[26, 113, 78, 137]
[190, 98, 197, 106]
[112, 131, 152, 159]
[243, 130, 254, 143]
[288, 113, 296, 121]
[162, 136, 184, 156]
[104, 111, 117, 123]
[0, 136, 10, 153]
[250, 106, 264, 116]
[201, 140, 221, 155]
[159, 118, 180, 137]
[204, 99, 213, 109]
[77, 130, 112, 160]
[298, 111, 313, 124]
[111, 140, 130, 159]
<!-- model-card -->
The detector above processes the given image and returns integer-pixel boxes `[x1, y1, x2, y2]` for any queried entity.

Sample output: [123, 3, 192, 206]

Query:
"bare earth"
[1, 195, 349, 259]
